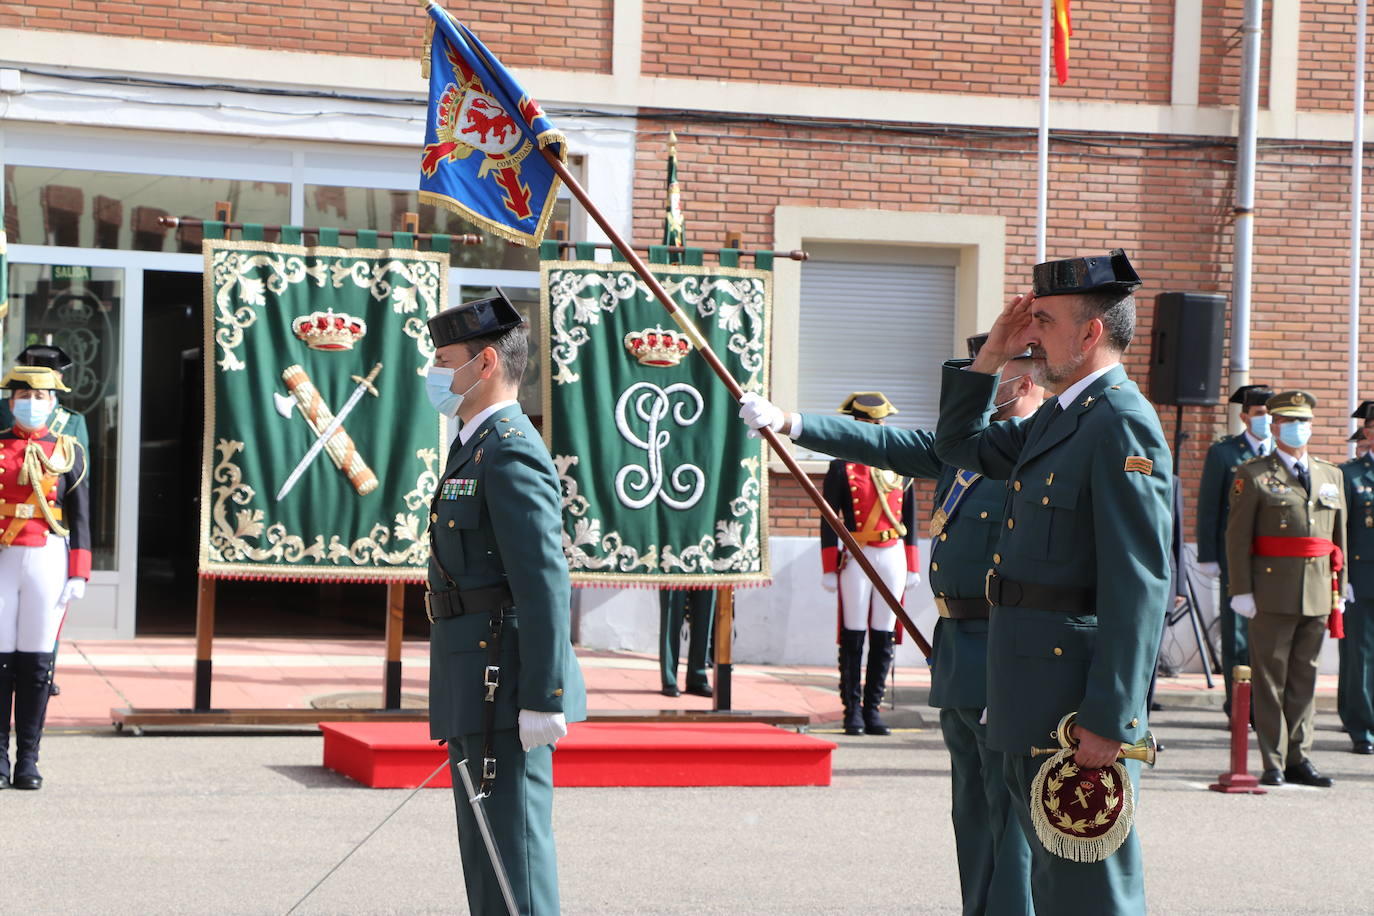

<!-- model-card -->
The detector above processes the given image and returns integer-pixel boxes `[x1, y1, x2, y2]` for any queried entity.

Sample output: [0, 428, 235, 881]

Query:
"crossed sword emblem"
[273, 362, 383, 501]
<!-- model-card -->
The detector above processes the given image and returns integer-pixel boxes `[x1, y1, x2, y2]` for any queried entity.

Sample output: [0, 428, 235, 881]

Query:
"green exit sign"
[53, 265, 90, 281]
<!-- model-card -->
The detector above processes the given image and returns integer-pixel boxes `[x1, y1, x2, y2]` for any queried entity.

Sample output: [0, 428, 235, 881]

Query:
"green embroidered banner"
[541, 260, 771, 587]
[198, 239, 449, 581]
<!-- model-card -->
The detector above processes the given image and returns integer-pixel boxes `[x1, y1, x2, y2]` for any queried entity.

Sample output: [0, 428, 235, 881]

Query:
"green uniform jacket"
[1342, 454, 1374, 596]
[427, 406, 587, 741]
[933, 363, 1172, 756]
[1196, 432, 1265, 567]
[0, 401, 90, 454]
[1226, 453, 1347, 615]
[795, 412, 1027, 711]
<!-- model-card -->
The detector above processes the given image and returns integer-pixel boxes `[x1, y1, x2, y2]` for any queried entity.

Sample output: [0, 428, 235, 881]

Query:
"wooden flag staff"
[539, 149, 933, 658]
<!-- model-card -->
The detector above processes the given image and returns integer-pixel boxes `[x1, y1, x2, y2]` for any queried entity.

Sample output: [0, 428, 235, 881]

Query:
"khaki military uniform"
[1226, 453, 1347, 773]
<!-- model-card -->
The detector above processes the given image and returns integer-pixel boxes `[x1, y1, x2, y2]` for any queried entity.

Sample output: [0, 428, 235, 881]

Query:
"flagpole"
[1349, 0, 1368, 452]
[540, 148, 933, 658]
[1036, 0, 1052, 263]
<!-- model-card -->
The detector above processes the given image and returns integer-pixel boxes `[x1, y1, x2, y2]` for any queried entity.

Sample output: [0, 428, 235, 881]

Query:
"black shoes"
[684, 683, 713, 698]
[660, 684, 681, 698]
[1283, 760, 1334, 788]
[9, 769, 41, 791]
[1259, 769, 1284, 786]
[1353, 740, 1374, 755]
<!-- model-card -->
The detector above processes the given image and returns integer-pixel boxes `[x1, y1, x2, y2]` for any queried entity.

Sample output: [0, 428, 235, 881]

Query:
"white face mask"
[12, 397, 55, 429]
[993, 373, 1028, 412]
[425, 351, 484, 416]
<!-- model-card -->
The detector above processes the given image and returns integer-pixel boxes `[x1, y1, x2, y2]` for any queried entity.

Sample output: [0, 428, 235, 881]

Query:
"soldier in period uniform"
[1195, 384, 1273, 717]
[657, 588, 714, 697]
[0, 366, 90, 790]
[1339, 400, 1374, 755]
[932, 250, 1172, 914]
[0, 344, 91, 454]
[424, 292, 587, 914]
[817, 392, 918, 736]
[739, 339, 1042, 916]
[1226, 390, 1346, 787]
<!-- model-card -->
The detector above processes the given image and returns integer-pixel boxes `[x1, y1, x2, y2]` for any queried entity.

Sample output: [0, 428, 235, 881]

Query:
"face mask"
[993, 374, 1028, 412]
[425, 352, 484, 416]
[1248, 414, 1272, 440]
[1278, 420, 1311, 449]
[11, 398, 54, 429]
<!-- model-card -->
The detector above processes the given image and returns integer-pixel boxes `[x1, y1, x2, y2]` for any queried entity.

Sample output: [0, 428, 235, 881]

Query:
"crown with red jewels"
[293, 309, 367, 351]
[624, 326, 691, 367]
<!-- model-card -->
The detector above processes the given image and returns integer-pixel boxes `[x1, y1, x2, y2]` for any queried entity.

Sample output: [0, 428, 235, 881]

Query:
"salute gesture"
[970, 291, 1035, 376]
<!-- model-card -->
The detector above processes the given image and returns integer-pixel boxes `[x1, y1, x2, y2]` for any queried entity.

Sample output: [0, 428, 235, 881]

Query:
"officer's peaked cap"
[1032, 248, 1141, 299]
[1266, 390, 1316, 419]
[428, 289, 524, 349]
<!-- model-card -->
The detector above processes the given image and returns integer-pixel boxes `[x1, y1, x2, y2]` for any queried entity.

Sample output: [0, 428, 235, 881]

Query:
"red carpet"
[320, 721, 837, 789]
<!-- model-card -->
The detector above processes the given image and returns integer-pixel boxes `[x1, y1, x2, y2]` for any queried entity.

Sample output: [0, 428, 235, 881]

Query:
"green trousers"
[1338, 597, 1374, 746]
[1218, 570, 1250, 712]
[940, 708, 1034, 916]
[659, 590, 714, 690]
[447, 731, 560, 916]
[1004, 753, 1145, 915]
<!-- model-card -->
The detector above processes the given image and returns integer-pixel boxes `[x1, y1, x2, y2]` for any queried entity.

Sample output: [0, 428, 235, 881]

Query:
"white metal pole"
[1036, 0, 1051, 263]
[1350, 0, 1368, 452]
[1229, 0, 1263, 432]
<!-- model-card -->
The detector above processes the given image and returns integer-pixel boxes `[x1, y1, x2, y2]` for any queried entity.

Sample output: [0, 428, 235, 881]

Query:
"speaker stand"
[1170, 404, 1221, 687]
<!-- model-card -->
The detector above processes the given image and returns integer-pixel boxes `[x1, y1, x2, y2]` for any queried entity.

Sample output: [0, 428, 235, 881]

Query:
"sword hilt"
[350, 362, 384, 397]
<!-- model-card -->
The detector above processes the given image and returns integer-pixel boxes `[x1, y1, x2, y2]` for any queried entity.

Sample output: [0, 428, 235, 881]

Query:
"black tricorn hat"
[427, 289, 524, 349]
[1032, 248, 1141, 299]
[1352, 400, 1374, 420]
[1230, 384, 1274, 409]
[17, 343, 73, 374]
[967, 332, 1032, 361]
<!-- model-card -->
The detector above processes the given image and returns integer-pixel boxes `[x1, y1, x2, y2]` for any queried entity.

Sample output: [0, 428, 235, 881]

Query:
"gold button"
[1053, 647, 1063, 656]
[554, 688, 564, 697]
[979, 511, 988, 519]
[931, 562, 940, 571]
[448, 520, 455, 528]
[1265, 567, 1272, 573]
[1129, 717, 1139, 728]
[993, 553, 1001, 564]
[1042, 496, 1050, 506]
[939, 533, 948, 541]
[430, 512, 438, 522]
[1014, 480, 1022, 491]
[479, 640, 487, 649]
[1007, 519, 1015, 530]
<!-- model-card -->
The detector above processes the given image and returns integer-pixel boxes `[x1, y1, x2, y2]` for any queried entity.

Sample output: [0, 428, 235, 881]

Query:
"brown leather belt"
[933, 596, 991, 620]
[0, 503, 61, 521]
[984, 569, 1094, 615]
[425, 583, 514, 623]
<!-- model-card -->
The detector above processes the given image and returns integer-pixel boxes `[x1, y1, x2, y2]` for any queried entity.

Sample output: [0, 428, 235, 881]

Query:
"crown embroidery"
[624, 326, 691, 367]
[294, 309, 367, 351]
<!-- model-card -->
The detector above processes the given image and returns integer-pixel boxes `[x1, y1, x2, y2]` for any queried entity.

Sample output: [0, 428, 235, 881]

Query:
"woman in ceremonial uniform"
[0, 366, 90, 790]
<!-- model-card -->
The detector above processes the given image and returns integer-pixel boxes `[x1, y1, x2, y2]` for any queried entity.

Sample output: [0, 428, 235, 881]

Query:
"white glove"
[905, 571, 921, 590]
[1197, 562, 1221, 579]
[738, 392, 791, 439]
[57, 577, 86, 611]
[517, 709, 567, 752]
[821, 572, 839, 593]
[1231, 594, 1257, 619]
[1344, 582, 1355, 603]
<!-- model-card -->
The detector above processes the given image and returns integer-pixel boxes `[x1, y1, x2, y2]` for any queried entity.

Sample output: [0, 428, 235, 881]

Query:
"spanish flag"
[1053, 0, 1072, 85]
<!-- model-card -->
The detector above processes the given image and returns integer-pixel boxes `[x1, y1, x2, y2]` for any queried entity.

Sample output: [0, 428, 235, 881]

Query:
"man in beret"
[931, 249, 1171, 913]
[424, 291, 587, 914]
[1226, 390, 1346, 786]
[1340, 400, 1374, 755]
[1196, 384, 1274, 718]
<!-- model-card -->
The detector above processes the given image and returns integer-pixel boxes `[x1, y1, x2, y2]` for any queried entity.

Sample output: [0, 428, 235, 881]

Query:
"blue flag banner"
[419, 3, 566, 247]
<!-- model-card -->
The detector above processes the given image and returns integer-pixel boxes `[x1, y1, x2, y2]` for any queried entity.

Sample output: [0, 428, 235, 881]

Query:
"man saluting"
[933, 250, 1172, 914]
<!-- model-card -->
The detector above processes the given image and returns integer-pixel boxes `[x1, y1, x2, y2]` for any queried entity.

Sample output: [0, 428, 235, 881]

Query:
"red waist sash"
[1251, 536, 1345, 636]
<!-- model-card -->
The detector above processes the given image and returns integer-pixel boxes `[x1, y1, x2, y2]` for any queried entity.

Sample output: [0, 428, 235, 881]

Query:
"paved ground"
[8, 704, 1374, 914]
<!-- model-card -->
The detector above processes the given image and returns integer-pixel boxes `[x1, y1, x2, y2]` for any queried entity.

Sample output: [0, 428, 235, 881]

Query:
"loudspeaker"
[1148, 292, 1226, 406]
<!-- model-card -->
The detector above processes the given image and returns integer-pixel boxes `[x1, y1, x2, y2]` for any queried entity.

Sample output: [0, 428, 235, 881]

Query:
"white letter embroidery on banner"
[614, 382, 706, 510]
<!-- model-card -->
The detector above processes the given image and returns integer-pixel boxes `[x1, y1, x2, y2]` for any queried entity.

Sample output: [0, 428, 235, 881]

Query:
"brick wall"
[1298, 0, 1362, 111]
[0, 0, 613, 71]
[641, 0, 1175, 104]
[1197, 0, 1271, 109]
[630, 123, 1374, 538]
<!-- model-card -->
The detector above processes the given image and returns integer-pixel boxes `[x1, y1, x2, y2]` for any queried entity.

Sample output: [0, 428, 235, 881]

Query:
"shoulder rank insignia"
[1232, 476, 1245, 497]
[1124, 456, 1153, 475]
[440, 477, 478, 499]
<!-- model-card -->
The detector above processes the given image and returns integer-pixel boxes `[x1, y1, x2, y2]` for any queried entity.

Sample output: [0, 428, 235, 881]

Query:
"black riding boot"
[863, 628, 896, 736]
[12, 652, 55, 790]
[0, 652, 15, 789]
[838, 629, 867, 736]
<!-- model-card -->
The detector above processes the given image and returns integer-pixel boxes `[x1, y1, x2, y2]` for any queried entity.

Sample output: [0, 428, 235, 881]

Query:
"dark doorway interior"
[134, 269, 426, 636]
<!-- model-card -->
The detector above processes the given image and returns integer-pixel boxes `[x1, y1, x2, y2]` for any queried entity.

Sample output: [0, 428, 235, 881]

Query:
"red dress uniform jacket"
[0, 424, 91, 579]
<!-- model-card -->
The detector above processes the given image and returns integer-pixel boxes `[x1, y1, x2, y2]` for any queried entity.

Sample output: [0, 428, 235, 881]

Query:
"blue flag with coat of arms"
[419, 3, 565, 247]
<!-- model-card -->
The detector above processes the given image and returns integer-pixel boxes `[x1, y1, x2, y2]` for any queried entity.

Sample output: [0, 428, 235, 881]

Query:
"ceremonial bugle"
[1030, 711, 1159, 767]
